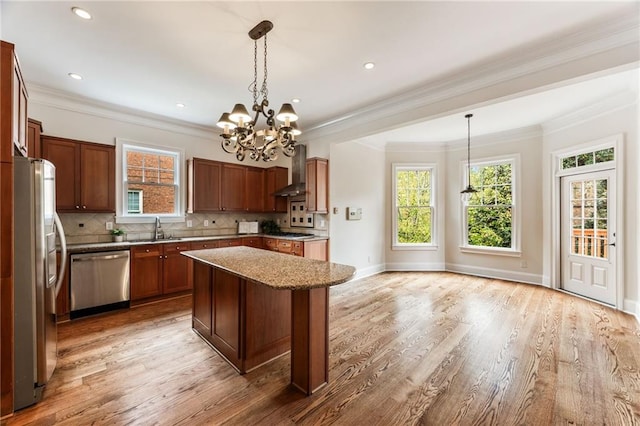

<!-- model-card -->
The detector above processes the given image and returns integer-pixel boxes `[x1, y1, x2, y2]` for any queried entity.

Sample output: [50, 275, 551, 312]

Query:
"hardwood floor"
[4, 272, 639, 425]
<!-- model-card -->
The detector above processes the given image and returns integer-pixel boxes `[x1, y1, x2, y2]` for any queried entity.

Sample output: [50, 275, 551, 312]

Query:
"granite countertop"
[182, 246, 355, 290]
[64, 234, 328, 253]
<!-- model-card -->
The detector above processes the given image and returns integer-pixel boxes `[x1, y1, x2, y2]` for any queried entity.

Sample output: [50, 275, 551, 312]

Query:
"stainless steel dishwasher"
[70, 250, 130, 318]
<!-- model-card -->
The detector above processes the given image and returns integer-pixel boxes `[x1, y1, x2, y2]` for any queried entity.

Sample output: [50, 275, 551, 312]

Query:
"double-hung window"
[116, 140, 184, 222]
[392, 164, 436, 249]
[462, 157, 519, 254]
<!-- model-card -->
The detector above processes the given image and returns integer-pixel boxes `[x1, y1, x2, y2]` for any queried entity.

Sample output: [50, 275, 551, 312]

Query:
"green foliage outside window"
[395, 169, 432, 244]
[466, 163, 513, 248]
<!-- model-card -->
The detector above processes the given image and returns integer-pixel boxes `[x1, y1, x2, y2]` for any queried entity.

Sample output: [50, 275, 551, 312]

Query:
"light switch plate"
[347, 207, 362, 220]
[204, 220, 209, 227]
[187, 220, 193, 228]
[106, 222, 113, 230]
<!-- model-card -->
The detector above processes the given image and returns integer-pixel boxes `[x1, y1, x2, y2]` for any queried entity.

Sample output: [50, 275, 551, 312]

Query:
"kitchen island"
[182, 246, 355, 395]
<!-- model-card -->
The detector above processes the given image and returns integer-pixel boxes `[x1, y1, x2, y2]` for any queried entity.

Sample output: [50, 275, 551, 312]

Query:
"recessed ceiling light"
[176, 103, 185, 108]
[291, 98, 301, 103]
[68, 73, 83, 80]
[71, 7, 92, 20]
[363, 62, 375, 70]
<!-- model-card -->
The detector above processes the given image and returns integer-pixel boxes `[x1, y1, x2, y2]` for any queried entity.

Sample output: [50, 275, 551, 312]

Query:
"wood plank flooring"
[4, 272, 639, 425]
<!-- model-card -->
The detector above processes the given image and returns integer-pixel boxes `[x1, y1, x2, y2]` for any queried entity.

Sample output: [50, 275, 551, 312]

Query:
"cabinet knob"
[82, 205, 87, 209]
[159, 255, 163, 259]
[75, 205, 80, 209]
[176, 247, 180, 250]
[145, 249, 150, 253]
[165, 255, 168, 259]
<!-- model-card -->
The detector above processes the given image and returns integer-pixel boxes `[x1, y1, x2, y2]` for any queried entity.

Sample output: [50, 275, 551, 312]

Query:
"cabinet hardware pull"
[75, 205, 80, 209]
[145, 249, 150, 253]
[82, 205, 86, 209]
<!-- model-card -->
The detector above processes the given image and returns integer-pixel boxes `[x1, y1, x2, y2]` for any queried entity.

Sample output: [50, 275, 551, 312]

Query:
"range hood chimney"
[274, 145, 306, 197]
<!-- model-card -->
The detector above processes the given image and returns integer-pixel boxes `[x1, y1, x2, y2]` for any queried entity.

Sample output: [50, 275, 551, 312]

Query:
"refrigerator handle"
[54, 212, 67, 298]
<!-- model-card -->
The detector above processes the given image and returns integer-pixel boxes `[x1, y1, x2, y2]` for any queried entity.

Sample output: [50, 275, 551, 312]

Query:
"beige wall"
[329, 142, 385, 277]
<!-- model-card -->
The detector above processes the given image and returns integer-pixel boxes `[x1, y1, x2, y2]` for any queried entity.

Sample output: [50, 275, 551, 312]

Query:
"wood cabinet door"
[304, 240, 328, 261]
[80, 143, 115, 212]
[245, 167, 264, 212]
[42, 137, 79, 211]
[130, 245, 163, 300]
[221, 164, 246, 211]
[192, 261, 212, 335]
[265, 167, 288, 212]
[306, 158, 329, 213]
[13, 65, 28, 157]
[264, 238, 278, 251]
[192, 158, 222, 212]
[27, 119, 42, 159]
[211, 269, 242, 367]
[162, 243, 192, 294]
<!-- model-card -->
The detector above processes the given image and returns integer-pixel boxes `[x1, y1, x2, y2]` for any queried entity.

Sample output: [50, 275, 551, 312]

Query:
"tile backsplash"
[60, 212, 328, 245]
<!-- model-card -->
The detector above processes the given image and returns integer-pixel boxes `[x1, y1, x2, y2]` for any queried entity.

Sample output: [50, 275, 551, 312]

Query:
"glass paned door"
[561, 170, 616, 305]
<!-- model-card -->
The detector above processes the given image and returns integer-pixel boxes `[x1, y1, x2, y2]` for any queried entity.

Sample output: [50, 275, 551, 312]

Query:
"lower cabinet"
[263, 238, 328, 261]
[131, 242, 192, 301]
[192, 263, 290, 373]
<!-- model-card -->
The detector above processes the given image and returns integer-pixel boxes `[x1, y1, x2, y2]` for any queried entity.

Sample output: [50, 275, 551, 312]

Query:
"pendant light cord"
[466, 113, 472, 187]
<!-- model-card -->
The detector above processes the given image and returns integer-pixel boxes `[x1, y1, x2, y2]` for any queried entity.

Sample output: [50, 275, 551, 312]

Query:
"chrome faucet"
[153, 216, 164, 241]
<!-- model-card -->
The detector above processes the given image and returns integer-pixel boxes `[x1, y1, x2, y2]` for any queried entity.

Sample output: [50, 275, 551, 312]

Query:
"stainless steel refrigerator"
[13, 156, 67, 410]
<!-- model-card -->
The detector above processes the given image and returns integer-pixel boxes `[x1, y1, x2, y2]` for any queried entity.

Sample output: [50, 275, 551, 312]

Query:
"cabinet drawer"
[163, 242, 192, 254]
[264, 238, 278, 251]
[191, 240, 219, 250]
[292, 241, 303, 256]
[219, 239, 242, 247]
[277, 240, 292, 253]
[131, 244, 162, 257]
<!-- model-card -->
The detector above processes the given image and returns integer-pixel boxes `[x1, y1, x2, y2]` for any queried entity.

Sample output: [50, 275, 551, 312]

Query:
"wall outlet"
[106, 221, 113, 231]
[186, 220, 193, 228]
[320, 220, 326, 228]
[333, 207, 339, 215]
[204, 220, 209, 227]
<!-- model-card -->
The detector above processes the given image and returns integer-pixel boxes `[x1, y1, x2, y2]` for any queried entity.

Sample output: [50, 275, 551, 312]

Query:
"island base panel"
[291, 287, 329, 395]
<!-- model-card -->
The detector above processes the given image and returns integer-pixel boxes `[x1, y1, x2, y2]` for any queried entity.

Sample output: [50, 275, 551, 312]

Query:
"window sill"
[459, 246, 521, 257]
[392, 244, 439, 251]
[116, 215, 185, 224]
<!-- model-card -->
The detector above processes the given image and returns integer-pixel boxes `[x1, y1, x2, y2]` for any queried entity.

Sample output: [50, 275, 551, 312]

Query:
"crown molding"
[439, 125, 543, 152]
[28, 84, 216, 140]
[542, 90, 638, 135]
[304, 12, 640, 145]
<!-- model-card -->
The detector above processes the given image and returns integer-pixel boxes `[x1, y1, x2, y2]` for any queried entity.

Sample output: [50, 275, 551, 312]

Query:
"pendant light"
[460, 113, 478, 202]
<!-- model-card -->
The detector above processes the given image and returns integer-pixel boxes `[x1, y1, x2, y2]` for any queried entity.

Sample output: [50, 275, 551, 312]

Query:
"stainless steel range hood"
[274, 145, 306, 197]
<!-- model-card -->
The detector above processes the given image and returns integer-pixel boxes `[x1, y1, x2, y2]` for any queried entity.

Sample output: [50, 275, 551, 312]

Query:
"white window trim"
[460, 154, 521, 256]
[115, 138, 185, 224]
[392, 163, 438, 250]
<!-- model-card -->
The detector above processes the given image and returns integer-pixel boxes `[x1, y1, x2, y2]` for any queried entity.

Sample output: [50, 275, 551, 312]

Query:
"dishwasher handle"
[72, 253, 130, 262]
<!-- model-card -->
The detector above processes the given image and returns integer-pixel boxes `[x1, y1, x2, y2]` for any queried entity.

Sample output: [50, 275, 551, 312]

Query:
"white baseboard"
[352, 264, 386, 281]
[385, 262, 445, 271]
[445, 263, 543, 286]
[623, 299, 640, 323]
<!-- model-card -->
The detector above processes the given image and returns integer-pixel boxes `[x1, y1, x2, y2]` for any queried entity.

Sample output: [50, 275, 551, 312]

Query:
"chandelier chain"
[261, 34, 269, 101]
[251, 39, 259, 105]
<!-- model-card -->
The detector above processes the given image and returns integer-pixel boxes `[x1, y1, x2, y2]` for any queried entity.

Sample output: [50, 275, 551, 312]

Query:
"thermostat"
[347, 207, 362, 220]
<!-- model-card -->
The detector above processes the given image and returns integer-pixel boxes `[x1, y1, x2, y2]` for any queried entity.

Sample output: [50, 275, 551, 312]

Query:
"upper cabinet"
[41, 136, 115, 212]
[306, 158, 328, 213]
[265, 166, 288, 213]
[27, 119, 42, 159]
[1, 41, 28, 160]
[189, 158, 289, 214]
[221, 163, 246, 212]
[188, 158, 222, 212]
[245, 167, 264, 212]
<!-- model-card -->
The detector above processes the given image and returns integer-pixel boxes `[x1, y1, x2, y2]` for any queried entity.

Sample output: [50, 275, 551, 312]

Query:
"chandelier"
[460, 113, 478, 202]
[216, 20, 300, 162]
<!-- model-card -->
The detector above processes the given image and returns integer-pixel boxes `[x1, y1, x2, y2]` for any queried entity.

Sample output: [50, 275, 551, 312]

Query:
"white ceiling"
[1, 1, 639, 145]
